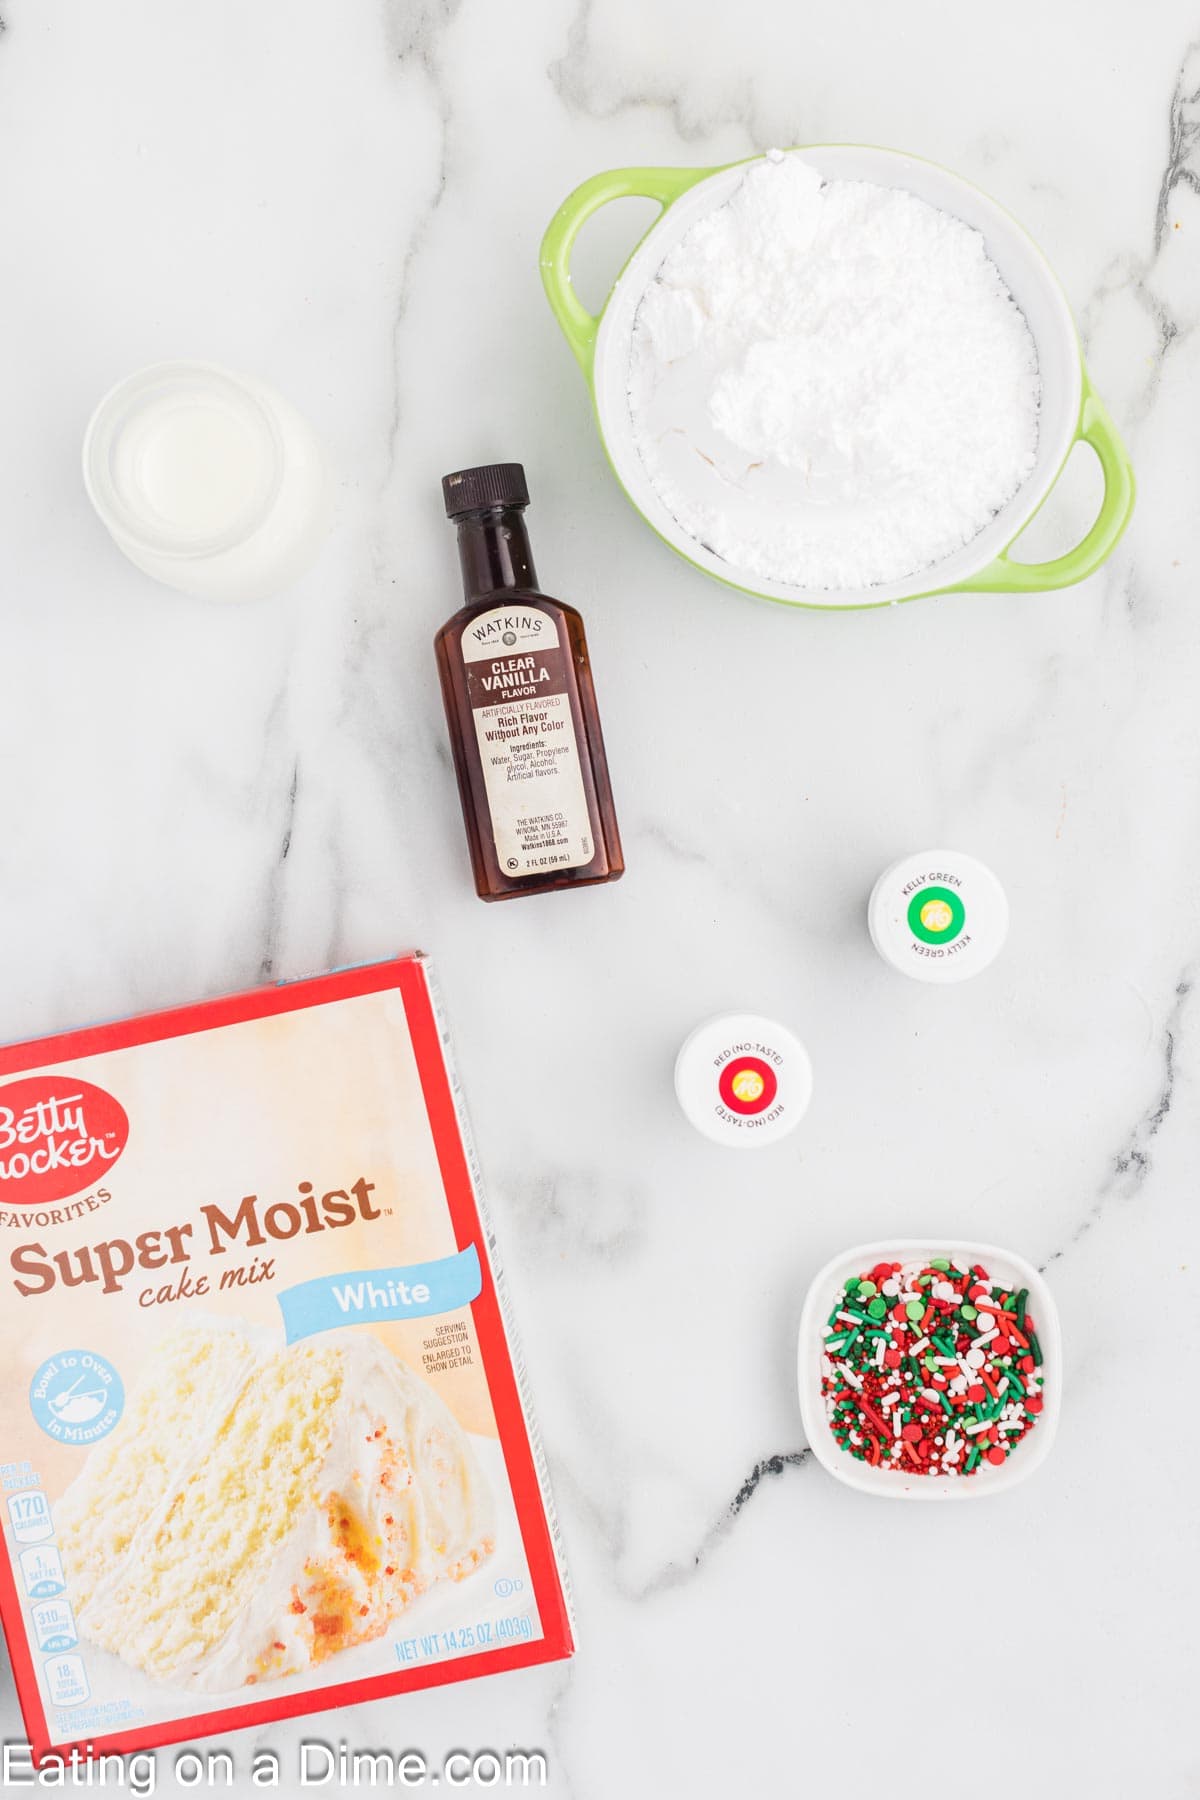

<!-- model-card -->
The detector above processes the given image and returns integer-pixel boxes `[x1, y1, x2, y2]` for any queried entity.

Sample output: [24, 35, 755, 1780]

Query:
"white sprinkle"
[974, 1326, 999, 1346]
[874, 1337, 887, 1368]
[911, 1336, 931, 1354]
[921, 1389, 943, 1404]
[893, 1411, 903, 1438]
[881, 1278, 900, 1297]
[837, 1310, 860, 1326]
[838, 1362, 862, 1390]
[964, 1419, 991, 1436]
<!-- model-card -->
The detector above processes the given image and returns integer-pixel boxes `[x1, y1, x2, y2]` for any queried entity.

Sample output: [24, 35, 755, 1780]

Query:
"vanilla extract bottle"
[436, 463, 624, 901]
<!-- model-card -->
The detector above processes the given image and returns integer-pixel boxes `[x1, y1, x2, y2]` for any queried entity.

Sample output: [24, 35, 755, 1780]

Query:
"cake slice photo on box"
[54, 1317, 495, 1692]
[0, 956, 573, 1764]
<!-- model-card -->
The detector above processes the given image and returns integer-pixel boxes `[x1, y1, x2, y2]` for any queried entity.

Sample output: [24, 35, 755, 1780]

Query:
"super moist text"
[10, 1176, 380, 1297]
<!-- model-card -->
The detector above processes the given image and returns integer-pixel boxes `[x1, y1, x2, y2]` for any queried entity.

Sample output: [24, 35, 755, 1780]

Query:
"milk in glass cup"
[83, 361, 332, 602]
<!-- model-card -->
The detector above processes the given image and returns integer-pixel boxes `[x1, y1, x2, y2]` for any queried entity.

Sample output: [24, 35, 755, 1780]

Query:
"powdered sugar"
[627, 152, 1042, 592]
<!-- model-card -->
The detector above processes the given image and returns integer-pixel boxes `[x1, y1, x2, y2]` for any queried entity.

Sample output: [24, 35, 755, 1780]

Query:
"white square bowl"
[797, 1238, 1061, 1500]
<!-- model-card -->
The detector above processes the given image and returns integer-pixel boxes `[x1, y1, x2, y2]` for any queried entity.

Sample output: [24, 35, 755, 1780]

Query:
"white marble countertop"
[2, 2, 1198, 1795]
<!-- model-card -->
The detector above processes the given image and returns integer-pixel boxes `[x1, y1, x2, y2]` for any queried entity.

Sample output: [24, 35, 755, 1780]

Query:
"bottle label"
[461, 607, 593, 876]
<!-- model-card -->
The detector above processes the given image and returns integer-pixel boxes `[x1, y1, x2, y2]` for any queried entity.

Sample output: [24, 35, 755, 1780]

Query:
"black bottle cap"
[442, 463, 530, 519]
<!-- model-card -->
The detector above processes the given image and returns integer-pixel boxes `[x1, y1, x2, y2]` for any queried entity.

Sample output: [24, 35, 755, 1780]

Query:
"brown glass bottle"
[436, 463, 624, 902]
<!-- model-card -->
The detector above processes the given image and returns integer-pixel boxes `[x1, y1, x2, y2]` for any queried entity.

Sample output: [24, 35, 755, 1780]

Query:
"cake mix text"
[9, 1175, 380, 1297]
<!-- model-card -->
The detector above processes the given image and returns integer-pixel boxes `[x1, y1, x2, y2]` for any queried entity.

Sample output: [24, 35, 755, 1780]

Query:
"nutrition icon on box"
[7, 1490, 54, 1545]
[19, 1545, 67, 1599]
[32, 1598, 78, 1653]
[43, 1653, 89, 1708]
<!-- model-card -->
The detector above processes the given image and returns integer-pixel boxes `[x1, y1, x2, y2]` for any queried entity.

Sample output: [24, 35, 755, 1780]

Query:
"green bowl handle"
[539, 165, 717, 376]
[944, 366, 1135, 595]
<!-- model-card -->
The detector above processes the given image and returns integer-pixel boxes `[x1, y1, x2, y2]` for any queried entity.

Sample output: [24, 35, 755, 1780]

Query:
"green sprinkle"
[867, 1297, 888, 1320]
[966, 1445, 982, 1472]
[930, 1258, 950, 1271]
[960, 1303, 978, 1320]
[1028, 1332, 1044, 1366]
[937, 1392, 954, 1419]
[844, 1277, 861, 1293]
[905, 1300, 924, 1321]
[924, 1355, 939, 1372]
[1016, 1288, 1028, 1327]
[933, 1333, 957, 1356]
[857, 1279, 877, 1298]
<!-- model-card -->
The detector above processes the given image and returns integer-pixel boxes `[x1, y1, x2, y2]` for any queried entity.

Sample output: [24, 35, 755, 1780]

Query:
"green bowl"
[540, 146, 1135, 611]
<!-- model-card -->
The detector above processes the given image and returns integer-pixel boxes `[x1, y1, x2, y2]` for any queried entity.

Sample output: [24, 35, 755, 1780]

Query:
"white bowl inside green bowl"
[541, 147, 1134, 610]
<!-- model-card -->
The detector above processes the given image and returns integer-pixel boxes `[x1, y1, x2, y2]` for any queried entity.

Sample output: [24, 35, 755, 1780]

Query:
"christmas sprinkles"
[821, 1256, 1045, 1477]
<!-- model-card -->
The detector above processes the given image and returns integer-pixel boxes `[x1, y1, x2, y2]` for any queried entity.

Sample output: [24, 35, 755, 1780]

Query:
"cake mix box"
[0, 956, 573, 1762]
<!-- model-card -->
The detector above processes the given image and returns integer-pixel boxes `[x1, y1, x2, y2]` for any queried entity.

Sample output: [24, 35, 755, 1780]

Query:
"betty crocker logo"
[0, 1076, 129, 1205]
